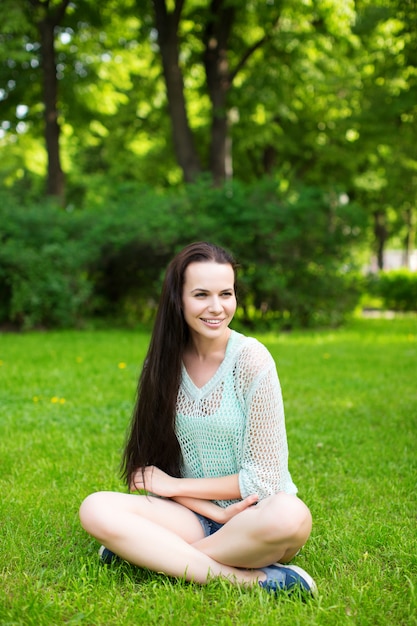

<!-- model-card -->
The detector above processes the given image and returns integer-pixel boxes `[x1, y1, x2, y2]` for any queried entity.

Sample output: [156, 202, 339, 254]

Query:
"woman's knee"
[258, 493, 312, 544]
[289, 496, 312, 543]
[79, 491, 115, 538]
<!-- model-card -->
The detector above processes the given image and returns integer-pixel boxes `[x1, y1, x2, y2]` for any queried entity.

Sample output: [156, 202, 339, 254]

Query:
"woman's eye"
[193, 292, 233, 298]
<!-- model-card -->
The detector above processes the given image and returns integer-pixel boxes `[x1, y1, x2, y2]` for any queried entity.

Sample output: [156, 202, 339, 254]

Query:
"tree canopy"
[0, 0, 416, 264]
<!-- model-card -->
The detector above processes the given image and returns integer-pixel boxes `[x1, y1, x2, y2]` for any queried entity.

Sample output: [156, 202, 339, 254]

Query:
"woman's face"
[182, 261, 237, 341]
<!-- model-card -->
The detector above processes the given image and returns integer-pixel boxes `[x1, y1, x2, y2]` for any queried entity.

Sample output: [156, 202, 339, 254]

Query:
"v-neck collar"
[181, 330, 237, 397]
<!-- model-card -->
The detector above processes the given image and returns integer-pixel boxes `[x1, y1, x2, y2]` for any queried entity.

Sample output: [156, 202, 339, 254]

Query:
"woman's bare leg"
[193, 493, 312, 569]
[79, 491, 262, 585]
[79, 491, 312, 585]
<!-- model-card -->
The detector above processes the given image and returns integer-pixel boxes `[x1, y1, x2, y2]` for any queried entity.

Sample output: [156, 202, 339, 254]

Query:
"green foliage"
[0, 179, 367, 329]
[370, 269, 417, 311]
[0, 198, 94, 328]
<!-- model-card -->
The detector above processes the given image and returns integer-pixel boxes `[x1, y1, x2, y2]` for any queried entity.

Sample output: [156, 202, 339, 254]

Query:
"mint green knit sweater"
[176, 330, 297, 507]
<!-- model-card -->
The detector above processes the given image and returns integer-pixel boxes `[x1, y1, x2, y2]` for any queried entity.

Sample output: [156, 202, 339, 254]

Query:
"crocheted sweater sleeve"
[236, 338, 297, 499]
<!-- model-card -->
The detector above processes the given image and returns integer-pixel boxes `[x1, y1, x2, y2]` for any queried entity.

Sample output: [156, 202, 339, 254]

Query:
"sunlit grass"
[0, 319, 416, 625]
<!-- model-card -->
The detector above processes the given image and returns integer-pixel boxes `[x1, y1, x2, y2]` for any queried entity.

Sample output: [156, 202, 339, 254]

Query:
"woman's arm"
[130, 467, 259, 523]
[238, 353, 297, 499]
[130, 466, 243, 501]
[172, 494, 259, 523]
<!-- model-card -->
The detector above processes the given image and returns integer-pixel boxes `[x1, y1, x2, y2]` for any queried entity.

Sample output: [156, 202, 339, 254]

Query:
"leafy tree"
[0, 0, 148, 199]
[0, 0, 73, 201]
[350, 0, 417, 268]
[0, 0, 415, 271]
[148, 0, 285, 184]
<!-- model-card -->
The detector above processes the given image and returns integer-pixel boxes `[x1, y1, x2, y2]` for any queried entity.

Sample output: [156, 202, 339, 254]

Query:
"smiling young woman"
[79, 242, 316, 596]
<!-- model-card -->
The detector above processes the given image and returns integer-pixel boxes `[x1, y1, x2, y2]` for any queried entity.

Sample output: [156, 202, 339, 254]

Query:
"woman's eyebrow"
[190, 287, 233, 293]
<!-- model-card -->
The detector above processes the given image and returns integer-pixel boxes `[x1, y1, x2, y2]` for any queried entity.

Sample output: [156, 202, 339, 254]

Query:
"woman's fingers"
[222, 494, 259, 522]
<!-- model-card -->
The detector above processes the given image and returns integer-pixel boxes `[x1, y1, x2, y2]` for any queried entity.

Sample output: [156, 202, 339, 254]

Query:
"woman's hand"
[217, 493, 259, 523]
[130, 465, 176, 497]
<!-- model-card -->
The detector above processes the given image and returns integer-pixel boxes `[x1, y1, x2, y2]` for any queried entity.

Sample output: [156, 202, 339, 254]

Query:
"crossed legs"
[79, 491, 312, 586]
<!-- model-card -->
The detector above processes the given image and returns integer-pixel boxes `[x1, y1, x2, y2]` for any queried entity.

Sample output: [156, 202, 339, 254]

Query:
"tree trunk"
[402, 205, 415, 268]
[38, 16, 64, 201]
[262, 145, 277, 174]
[203, 0, 235, 185]
[29, 0, 70, 202]
[152, 0, 201, 183]
[373, 210, 388, 270]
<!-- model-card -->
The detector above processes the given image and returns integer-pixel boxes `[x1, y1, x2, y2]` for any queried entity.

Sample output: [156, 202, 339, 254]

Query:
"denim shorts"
[195, 513, 224, 537]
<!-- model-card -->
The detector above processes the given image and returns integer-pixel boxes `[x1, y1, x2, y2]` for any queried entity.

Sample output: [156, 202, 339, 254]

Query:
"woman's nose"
[208, 296, 222, 313]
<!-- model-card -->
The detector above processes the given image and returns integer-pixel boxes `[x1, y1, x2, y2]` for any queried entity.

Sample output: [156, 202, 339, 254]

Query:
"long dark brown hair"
[121, 241, 237, 487]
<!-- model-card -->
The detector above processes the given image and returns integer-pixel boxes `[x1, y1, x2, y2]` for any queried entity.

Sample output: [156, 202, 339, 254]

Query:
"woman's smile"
[200, 318, 224, 326]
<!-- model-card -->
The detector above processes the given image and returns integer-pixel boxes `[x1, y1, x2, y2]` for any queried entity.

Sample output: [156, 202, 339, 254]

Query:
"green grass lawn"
[1, 318, 416, 625]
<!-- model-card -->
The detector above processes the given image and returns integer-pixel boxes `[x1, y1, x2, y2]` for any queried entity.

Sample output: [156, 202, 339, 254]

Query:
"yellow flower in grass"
[51, 396, 66, 404]
[118, 362, 127, 369]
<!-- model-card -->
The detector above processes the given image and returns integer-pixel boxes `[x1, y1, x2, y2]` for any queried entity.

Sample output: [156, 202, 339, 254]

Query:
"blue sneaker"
[259, 563, 317, 596]
[98, 545, 119, 565]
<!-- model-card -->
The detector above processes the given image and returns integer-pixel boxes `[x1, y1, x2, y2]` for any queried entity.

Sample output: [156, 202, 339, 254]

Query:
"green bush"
[0, 201, 95, 328]
[0, 179, 367, 329]
[373, 269, 417, 311]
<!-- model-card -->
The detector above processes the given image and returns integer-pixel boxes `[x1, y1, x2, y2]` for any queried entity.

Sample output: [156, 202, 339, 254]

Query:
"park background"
[0, 1, 416, 624]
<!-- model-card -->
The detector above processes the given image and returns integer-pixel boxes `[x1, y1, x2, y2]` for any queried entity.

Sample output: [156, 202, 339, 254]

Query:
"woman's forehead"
[183, 262, 235, 288]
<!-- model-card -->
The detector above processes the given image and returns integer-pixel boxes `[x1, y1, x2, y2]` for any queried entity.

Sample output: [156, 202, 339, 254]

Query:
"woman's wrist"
[173, 474, 241, 501]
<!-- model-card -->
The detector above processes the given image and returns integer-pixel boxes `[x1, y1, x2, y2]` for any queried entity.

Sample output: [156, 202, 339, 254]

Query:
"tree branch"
[54, 0, 71, 26]
[173, 0, 185, 29]
[27, 0, 42, 9]
[152, 0, 184, 32]
[229, 15, 281, 83]
[27, 0, 71, 25]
